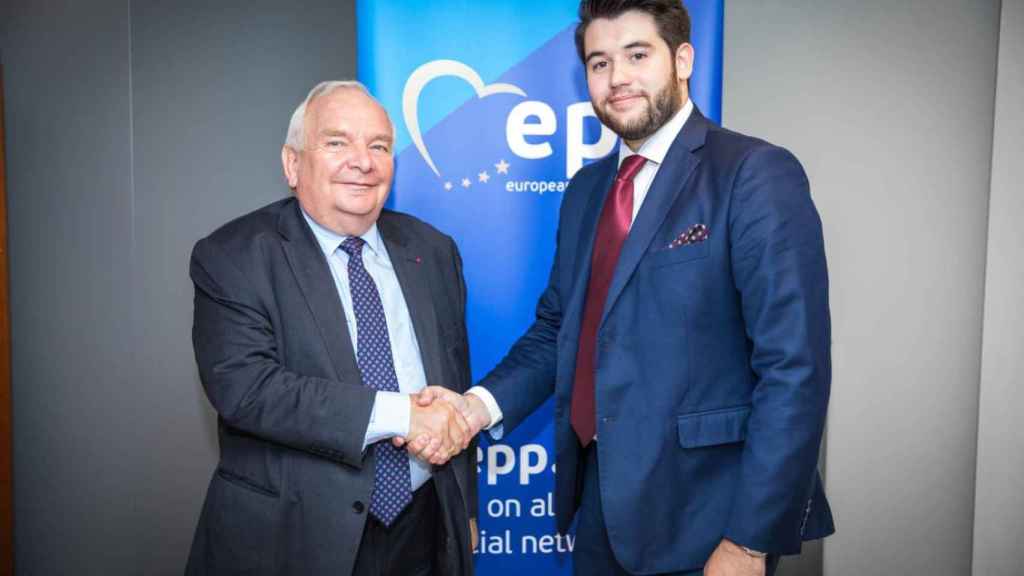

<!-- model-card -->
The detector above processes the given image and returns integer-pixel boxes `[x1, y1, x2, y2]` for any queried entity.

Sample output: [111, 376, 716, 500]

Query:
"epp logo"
[402, 59, 618, 181]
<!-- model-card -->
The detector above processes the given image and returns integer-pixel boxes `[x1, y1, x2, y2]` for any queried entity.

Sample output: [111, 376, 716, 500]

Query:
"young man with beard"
[410, 1, 835, 574]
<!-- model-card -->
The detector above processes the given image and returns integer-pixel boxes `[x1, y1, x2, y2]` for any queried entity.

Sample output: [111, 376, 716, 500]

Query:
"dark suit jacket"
[480, 109, 835, 573]
[186, 197, 476, 576]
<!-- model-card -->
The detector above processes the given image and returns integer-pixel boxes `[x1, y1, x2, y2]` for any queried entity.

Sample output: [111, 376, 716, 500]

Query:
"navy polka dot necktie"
[340, 236, 412, 526]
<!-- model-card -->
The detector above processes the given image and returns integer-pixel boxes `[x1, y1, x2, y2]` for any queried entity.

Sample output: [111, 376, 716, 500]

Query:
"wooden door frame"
[0, 60, 13, 576]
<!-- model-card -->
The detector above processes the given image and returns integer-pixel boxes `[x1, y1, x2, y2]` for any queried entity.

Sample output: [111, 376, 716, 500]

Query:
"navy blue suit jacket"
[479, 109, 835, 573]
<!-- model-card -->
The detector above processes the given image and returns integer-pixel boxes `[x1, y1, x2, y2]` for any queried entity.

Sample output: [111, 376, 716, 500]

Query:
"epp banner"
[357, 2, 722, 573]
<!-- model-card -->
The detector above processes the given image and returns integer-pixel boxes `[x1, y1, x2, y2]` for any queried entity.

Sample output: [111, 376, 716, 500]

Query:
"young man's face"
[583, 10, 692, 149]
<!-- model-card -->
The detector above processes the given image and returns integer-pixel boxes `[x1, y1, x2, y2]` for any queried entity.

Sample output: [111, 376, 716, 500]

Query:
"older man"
[186, 81, 476, 576]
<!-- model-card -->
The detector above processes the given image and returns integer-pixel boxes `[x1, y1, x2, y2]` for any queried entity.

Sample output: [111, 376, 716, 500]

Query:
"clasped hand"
[393, 386, 490, 465]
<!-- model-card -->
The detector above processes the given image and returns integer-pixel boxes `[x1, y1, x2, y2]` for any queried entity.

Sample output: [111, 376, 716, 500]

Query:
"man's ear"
[281, 145, 300, 189]
[675, 42, 695, 83]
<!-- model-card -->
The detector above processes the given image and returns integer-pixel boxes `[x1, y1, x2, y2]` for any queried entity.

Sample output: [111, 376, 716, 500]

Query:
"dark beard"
[594, 77, 682, 142]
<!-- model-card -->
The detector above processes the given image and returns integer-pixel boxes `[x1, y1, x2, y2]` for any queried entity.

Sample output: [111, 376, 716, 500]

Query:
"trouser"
[352, 479, 439, 576]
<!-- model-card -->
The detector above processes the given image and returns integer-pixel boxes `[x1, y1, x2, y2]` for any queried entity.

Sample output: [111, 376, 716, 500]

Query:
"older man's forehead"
[314, 127, 394, 144]
[308, 89, 394, 134]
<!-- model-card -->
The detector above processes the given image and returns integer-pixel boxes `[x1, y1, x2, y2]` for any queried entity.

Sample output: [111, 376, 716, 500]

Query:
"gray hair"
[284, 80, 387, 150]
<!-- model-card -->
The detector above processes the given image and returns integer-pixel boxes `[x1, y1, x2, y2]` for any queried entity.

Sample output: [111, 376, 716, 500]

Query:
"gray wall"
[2, 1, 1020, 575]
[2, 1, 138, 572]
[972, 1, 1024, 575]
[723, 1, 1004, 575]
[1, 0, 355, 573]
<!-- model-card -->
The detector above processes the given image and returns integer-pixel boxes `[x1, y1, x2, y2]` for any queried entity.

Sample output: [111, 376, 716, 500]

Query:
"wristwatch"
[740, 546, 767, 558]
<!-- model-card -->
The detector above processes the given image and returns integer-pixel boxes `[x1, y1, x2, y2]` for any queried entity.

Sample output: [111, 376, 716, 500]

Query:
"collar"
[301, 209, 385, 258]
[617, 97, 694, 168]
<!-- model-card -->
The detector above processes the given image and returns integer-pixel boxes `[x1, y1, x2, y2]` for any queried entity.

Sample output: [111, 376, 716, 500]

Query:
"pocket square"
[667, 224, 709, 249]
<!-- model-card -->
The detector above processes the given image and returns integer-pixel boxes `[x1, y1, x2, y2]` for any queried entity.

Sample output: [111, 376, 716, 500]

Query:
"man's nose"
[345, 142, 373, 173]
[609, 59, 631, 88]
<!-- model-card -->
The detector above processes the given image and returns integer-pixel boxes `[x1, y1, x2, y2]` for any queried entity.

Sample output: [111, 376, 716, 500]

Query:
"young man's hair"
[574, 0, 691, 63]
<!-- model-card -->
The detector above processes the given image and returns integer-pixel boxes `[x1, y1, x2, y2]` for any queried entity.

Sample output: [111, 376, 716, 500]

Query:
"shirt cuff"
[363, 391, 410, 450]
[466, 386, 505, 440]
[465, 386, 503, 428]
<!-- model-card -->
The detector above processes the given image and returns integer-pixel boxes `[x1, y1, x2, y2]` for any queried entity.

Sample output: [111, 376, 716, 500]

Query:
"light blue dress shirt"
[302, 210, 431, 490]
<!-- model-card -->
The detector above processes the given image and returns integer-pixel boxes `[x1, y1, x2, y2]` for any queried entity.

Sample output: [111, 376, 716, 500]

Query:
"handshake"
[395, 386, 492, 465]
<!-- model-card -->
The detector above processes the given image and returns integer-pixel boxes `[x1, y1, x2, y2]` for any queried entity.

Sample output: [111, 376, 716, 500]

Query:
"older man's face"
[284, 89, 394, 236]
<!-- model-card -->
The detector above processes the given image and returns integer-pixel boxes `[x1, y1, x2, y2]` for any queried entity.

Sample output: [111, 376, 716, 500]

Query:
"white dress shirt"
[303, 211, 432, 489]
[467, 99, 695, 434]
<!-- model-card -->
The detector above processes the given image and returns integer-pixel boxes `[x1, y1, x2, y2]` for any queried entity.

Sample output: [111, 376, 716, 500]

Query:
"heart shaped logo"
[402, 60, 527, 177]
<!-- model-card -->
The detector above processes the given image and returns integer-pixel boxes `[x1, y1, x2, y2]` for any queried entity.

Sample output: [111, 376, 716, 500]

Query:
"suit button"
[352, 501, 365, 514]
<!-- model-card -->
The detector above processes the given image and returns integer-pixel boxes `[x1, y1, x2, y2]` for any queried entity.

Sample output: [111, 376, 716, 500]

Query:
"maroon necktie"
[571, 154, 647, 446]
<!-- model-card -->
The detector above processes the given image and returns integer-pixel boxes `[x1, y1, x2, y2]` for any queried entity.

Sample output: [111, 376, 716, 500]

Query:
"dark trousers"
[573, 443, 780, 576]
[352, 479, 439, 576]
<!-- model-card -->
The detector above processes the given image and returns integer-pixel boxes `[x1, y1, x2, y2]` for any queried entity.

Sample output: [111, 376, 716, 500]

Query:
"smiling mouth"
[607, 94, 645, 109]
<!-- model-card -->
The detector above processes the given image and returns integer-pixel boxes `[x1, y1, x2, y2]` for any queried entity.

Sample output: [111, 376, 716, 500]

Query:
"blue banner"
[358, 2, 722, 573]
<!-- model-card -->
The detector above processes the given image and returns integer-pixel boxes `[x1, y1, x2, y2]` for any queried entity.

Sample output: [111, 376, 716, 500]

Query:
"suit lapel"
[377, 213, 445, 389]
[600, 110, 710, 326]
[277, 199, 361, 383]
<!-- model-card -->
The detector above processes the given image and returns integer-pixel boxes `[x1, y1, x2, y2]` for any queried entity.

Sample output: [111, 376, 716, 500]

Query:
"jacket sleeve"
[190, 236, 376, 468]
[476, 226, 564, 432]
[722, 145, 832, 554]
